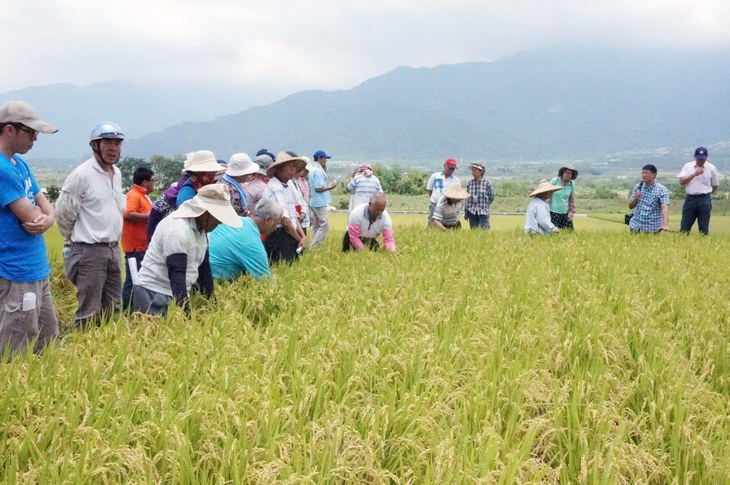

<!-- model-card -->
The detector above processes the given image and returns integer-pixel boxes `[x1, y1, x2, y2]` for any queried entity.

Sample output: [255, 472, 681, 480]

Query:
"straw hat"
[266, 151, 306, 178]
[171, 184, 242, 228]
[226, 153, 257, 177]
[181, 150, 226, 174]
[529, 179, 564, 197]
[558, 164, 578, 180]
[442, 184, 470, 201]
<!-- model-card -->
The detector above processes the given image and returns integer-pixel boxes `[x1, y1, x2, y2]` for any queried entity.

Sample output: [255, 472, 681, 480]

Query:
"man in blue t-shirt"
[209, 198, 283, 283]
[0, 101, 60, 359]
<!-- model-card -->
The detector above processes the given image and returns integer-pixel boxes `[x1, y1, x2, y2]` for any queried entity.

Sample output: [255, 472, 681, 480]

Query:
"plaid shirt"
[629, 182, 669, 233]
[465, 178, 494, 215]
[264, 177, 298, 227]
[245, 174, 269, 212]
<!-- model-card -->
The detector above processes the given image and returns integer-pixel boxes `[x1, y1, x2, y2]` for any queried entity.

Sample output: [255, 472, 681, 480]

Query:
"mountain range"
[7, 47, 730, 164]
[124, 47, 730, 163]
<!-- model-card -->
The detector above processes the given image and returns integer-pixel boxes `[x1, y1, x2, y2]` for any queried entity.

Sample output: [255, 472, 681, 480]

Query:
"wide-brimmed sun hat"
[267, 151, 307, 178]
[302, 156, 317, 174]
[172, 184, 242, 228]
[558, 164, 578, 180]
[442, 184, 470, 201]
[181, 150, 226, 174]
[0, 101, 59, 134]
[226, 153, 257, 177]
[530, 179, 564, 197]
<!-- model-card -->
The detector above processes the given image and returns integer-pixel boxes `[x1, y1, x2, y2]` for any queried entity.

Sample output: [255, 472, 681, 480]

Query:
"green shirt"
[549, 177, 574, 214]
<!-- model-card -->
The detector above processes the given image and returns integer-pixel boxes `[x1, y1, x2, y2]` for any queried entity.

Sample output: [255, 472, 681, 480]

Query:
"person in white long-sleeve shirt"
[56, 122, 127, 328]
[524, 180, 563, 235]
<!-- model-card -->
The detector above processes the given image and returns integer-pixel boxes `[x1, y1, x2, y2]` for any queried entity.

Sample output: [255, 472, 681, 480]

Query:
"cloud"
[2, 0, 729, 94]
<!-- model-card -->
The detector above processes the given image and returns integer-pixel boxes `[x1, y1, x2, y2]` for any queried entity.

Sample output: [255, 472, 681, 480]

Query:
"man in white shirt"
[426, 158, 461, 226]
[343, 193, 396, 252]
[678, 147, 719, 235]
[56, 122, 127, 328]
[524, 180, 562, 235]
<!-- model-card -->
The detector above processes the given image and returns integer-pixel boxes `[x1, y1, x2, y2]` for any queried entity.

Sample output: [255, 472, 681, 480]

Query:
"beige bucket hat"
[530, 179, 564, 197]
[181, 150, 226, 174]
[442, 184, 470, 200]
[171, 184, 242, 228]
[266, 151, 306, 178]
[0, 101, 58, 134]
[226, 153, 257, 177]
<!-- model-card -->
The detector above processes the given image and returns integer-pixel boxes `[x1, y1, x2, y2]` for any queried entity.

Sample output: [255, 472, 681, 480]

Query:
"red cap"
[445, 158, 457, 168]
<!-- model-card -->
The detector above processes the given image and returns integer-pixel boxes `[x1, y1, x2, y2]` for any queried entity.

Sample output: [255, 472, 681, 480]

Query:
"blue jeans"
[680, 194, 712, 235]
[122, 251, 145, 308]
[465, 210, 490, 230]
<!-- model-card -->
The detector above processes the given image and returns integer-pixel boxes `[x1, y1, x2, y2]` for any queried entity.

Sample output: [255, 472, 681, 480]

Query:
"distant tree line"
[371, 164, 429, 196]
[118, 155, 186, 192]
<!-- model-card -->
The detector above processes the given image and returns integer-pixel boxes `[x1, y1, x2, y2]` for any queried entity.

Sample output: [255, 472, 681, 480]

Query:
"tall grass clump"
[2, 223, 730, 483]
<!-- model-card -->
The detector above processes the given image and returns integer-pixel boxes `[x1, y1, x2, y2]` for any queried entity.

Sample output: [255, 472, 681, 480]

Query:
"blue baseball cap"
[695, 147, 708, 160]
[313, 150, 331, 159]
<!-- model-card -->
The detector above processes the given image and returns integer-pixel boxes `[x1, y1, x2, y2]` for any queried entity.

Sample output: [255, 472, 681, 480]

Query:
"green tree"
[119, 157, 150, 190]
[151, 155, 185, 191]
[394, 169, 429, 195]
[45, 184, 61, 203]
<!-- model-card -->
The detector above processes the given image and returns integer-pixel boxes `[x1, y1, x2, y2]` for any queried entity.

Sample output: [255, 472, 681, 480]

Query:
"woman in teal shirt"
[549, 164, 577, 230]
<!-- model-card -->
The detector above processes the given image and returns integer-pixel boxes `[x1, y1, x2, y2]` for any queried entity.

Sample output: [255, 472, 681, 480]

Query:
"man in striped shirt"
[426, 159, 461, 226]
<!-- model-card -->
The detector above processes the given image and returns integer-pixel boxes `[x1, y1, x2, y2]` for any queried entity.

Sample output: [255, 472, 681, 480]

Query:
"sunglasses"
[17, 125, 38, 138]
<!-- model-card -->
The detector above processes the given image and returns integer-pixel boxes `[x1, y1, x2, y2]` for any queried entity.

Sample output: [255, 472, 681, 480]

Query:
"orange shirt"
[121, 185, 152, 252]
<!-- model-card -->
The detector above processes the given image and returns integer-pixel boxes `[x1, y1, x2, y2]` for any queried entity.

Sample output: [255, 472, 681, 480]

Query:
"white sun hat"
[226, 153, 257, 177]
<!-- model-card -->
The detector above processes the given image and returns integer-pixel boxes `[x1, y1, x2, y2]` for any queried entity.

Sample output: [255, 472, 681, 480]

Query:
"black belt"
[686, 193, 711, 198]
[74, 241, 118, 247]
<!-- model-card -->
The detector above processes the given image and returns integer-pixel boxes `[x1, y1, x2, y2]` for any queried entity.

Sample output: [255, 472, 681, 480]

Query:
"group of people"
[423, 158, 578, 235]
[0, 99, 719, 359]
[524, 149, 718, 235]
[0, 101, 400, 359]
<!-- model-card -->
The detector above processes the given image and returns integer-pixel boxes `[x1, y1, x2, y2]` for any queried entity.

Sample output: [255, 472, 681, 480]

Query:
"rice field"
[3, 215, 730, 483]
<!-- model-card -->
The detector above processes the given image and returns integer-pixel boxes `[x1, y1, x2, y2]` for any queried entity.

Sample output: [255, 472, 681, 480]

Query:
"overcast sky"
[3, 0, 730, 96]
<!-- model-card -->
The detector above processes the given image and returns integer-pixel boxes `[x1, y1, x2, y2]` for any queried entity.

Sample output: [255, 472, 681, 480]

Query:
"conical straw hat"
[529, 179, 563, 197]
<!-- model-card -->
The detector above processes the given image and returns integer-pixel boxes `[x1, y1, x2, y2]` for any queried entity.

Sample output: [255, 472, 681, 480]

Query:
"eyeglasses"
[17, 125, 38, 138]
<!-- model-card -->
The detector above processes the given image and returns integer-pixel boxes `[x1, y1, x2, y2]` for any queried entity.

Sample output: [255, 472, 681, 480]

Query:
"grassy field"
[3, 216, 730, 483]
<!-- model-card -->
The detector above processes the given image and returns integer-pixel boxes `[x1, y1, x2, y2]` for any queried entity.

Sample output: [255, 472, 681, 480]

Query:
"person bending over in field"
[628, 164, 671, 233]
[131, 185, 241, 316]
[209, 198, 283, 283]
[343, 193, 396, 252]
[524, 180, 562, 235]
[432, 184, 469, 232]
